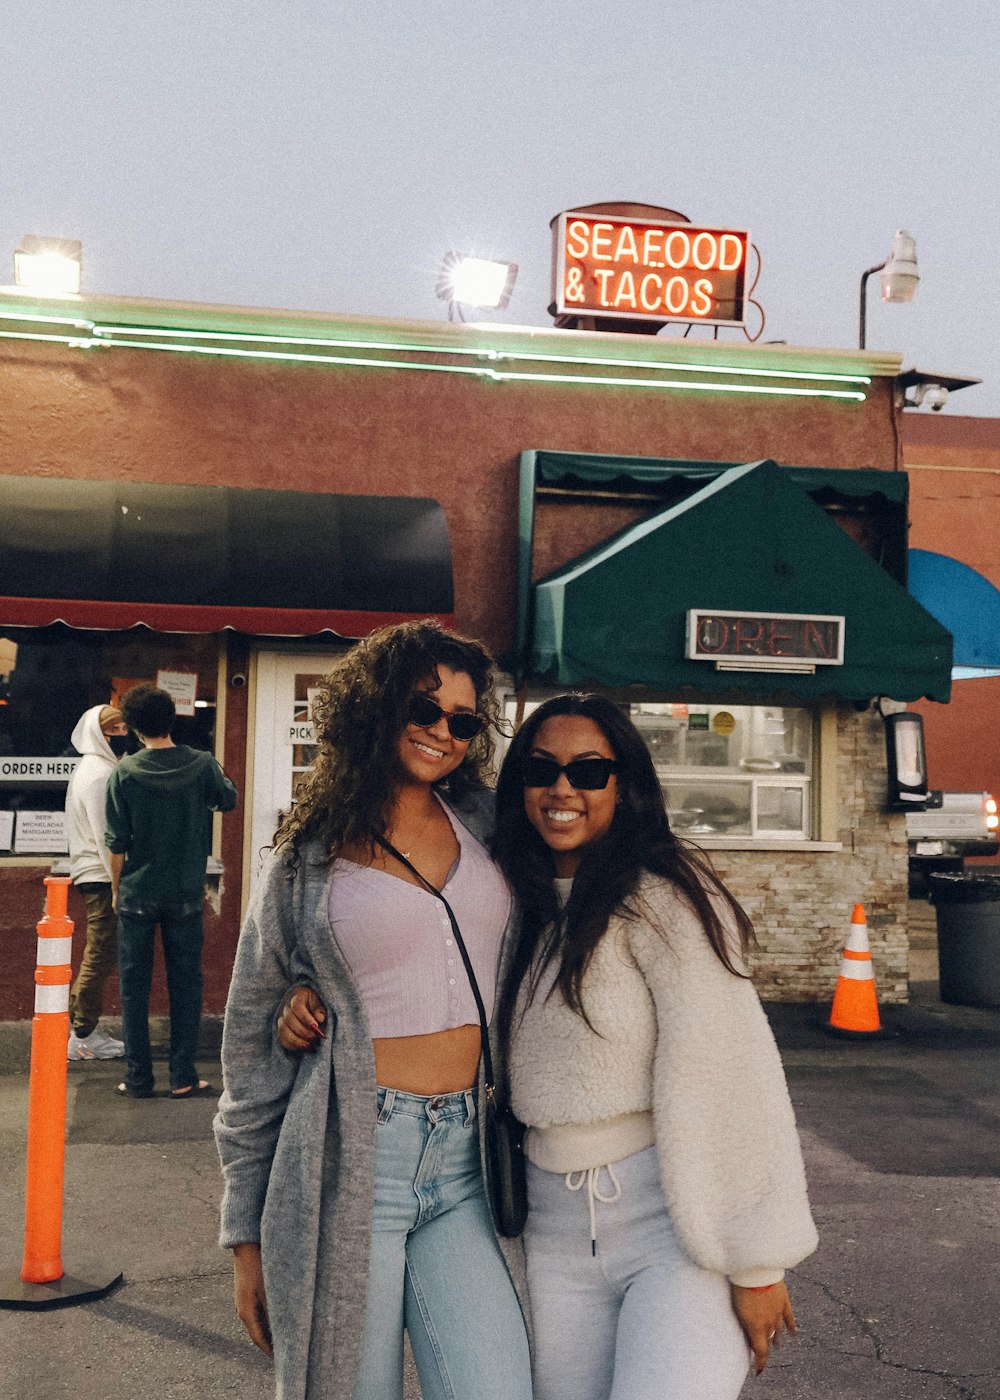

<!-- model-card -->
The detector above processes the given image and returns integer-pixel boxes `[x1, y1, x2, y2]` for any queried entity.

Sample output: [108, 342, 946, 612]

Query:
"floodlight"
[436, 253, 518, 312]
[14, 236, 83, 295]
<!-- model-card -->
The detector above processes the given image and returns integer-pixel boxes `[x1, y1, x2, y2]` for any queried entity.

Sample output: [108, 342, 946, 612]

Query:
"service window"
[499, 693, 816, 843]
[631, 704, 813, 840]
[0, 625, 221, 858]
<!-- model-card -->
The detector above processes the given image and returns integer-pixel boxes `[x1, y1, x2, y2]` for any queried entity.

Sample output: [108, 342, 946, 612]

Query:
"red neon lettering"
[696, 617, 730, 654]
[691, 231, 717, 270]
[639, 273, 663, 311]
[566, 220, 591, 259]
[593, 267, 616, 305]
[613, 225, 639, 263]
[803, 620, 836, 659]
[641, 228, 665, 267]
[734, 619, 766, 654]
[691, 278, 713, 316]
[591, 223, 614, 261]
[719, 233, 744, 271]
[767, 620, 797, 656]
[613, 271, 638, 309]
[664, 275, 689, 314]
[664, 230, 691, 269]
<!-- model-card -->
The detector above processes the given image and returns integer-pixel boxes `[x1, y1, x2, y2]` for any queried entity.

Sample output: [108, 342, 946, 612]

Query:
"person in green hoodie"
[106, 684, 238, 1099]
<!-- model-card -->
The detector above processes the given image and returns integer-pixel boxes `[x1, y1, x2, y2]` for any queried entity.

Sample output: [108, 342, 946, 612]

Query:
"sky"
[2, 1, 998, 415]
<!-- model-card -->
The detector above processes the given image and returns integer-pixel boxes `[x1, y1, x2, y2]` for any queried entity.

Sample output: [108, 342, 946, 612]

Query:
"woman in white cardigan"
[492, 693, 818, 1400]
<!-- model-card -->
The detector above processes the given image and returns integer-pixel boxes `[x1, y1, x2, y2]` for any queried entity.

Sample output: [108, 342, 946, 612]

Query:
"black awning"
[0, 476, 453, 635]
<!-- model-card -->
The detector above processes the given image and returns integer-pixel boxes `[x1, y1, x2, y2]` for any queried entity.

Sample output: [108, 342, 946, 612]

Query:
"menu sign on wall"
[552, 212, 750, 326]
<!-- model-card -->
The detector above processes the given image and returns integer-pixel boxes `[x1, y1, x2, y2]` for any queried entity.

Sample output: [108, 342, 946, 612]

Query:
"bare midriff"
[374, 1024, 482, 1095]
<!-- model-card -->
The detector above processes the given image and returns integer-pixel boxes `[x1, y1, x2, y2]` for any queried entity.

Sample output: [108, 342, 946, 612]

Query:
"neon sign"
[553, 212, 750, 327]
[687, 610, 845, 672]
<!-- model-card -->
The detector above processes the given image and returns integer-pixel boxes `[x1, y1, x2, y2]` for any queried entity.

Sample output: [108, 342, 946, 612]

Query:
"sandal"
[169, 1080, 215, 1099]
[116, 1082, 155, 1099]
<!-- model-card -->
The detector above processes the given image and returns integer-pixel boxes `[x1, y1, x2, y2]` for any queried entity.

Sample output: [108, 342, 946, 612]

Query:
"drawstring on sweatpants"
[565, 1163, 621, 1255]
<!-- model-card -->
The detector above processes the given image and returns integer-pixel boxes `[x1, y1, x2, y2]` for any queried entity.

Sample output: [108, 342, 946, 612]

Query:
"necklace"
[392, 804, 435, 860]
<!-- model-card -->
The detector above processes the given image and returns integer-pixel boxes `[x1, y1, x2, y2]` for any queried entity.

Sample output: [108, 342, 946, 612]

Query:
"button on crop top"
[328, 798, 511, 1038]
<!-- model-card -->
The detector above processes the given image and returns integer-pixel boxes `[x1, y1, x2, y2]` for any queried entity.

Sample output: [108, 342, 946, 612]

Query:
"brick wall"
[706, 702, 909, 1003]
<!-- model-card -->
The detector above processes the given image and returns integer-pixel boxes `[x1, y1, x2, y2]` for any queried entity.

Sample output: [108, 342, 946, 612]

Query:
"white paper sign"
[0, 756, 79, 784]
[14, 810, 68, 854]
[0, 811, 13, 851]
[156, 670, 198, 717]
[288, 722, 317, 744]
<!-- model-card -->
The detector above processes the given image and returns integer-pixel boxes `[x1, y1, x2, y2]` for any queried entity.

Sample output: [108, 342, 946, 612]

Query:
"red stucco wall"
[0, 328, 899, 1017]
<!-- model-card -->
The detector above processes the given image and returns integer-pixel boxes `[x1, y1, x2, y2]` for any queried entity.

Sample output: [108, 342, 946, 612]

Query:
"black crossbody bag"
[377, 837, 528, 1237]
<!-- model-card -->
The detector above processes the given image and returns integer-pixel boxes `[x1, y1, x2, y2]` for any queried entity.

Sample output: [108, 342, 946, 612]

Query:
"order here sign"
[552, 212, 749, 326]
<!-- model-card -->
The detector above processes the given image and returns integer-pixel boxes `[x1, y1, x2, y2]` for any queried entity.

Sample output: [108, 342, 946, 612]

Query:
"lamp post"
[859, 230, 919, 349]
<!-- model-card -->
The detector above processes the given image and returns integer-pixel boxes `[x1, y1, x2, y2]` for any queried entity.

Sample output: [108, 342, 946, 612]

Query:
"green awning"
[528, 460, 951, 702]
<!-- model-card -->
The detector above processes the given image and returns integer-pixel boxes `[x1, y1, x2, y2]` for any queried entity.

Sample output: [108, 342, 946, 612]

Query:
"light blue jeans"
[352, 1086, 531, 1400]
[524, 1146, 751, 1400]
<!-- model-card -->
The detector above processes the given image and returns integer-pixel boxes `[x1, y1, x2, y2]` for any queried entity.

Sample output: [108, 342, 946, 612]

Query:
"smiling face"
[396, 664, 478, 789]
[522, 714, 619, 878]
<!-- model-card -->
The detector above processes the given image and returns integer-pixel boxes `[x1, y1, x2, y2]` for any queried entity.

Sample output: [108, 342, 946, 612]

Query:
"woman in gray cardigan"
[214, 621, 530, 1400]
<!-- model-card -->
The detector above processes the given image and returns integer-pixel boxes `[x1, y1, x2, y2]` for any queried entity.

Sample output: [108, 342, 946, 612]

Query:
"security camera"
[230, 672, 247, 688]
[912, 382, 949, 412]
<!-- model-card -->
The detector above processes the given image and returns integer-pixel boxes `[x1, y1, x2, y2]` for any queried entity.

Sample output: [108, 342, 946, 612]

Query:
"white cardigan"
[508, 873, 818, 1288]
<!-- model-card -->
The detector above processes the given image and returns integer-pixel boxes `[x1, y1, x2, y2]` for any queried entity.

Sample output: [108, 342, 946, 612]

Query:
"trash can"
[928, 872, 1000, 1007]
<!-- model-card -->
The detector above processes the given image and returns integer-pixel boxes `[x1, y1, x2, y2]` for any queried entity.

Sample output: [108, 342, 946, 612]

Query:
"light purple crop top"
[329, 799, 511, 1038]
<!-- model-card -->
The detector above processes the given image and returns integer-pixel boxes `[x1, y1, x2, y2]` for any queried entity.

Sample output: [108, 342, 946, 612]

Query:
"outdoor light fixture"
[436, 253, 518, 317]
[13, 236, 83, 295]
[859, 230, 918, 349]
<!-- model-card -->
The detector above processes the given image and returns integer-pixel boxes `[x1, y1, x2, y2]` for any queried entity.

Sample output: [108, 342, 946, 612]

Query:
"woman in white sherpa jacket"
[492, 693, 818, 1400]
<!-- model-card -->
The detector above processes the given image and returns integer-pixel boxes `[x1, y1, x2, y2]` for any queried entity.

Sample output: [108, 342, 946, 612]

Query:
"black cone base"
[0, 1267, 123, 1311]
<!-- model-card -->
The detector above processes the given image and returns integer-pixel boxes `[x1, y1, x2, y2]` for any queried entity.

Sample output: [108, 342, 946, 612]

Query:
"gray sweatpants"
[524, 1146, 751, 1400]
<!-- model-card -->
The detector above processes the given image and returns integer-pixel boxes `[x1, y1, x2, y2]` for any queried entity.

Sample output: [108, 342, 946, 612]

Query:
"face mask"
[107, 735, 131, 758]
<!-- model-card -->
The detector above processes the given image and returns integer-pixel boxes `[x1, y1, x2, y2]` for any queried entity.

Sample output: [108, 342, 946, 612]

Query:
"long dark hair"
[494, 694, 756, 1034]
[275, 620, 498, 866]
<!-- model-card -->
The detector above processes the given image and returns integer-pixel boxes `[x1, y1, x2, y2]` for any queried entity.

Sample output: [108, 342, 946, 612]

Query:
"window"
[499, 692, 817, 844]
[631, 704, 813, 840]
[0, 626, 220, 857]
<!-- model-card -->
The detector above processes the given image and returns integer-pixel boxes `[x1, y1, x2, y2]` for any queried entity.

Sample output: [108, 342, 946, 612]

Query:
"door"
[248, 650, 346, 890]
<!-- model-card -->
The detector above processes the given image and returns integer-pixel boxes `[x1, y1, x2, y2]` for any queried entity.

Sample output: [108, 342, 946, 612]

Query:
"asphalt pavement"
[1, 903, 998, 1399]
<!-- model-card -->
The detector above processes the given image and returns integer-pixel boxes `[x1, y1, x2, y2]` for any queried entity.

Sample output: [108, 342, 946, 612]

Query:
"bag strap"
[376, 837, 496, 1094]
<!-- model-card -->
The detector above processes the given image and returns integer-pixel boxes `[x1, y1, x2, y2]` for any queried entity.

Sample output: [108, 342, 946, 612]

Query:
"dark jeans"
[117, 898, 205, 1093]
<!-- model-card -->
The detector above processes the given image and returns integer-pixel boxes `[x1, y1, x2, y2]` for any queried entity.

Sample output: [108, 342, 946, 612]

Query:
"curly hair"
[275, 620, 499, 866]
[494, 693, 756, 1040]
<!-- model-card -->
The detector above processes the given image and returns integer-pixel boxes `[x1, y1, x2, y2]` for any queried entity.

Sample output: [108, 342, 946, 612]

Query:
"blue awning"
[908, 549, 1000, 678]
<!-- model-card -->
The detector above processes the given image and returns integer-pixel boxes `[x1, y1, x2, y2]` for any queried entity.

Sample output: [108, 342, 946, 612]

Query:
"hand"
[277, 985, 327, 1053]
[233, 1242, 273, 1358]
[730, 1280, 796, 1375]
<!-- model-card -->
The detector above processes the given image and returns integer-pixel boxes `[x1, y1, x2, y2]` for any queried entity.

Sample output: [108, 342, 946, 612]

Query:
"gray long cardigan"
[213, 787, 527, 1400]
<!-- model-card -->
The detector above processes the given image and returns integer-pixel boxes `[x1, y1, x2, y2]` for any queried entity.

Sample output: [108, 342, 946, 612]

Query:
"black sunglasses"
[408, 692, 485, 742]
[521, 756, 619, 791]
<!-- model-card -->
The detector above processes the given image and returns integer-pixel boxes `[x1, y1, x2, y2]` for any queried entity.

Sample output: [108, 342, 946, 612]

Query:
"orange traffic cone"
[828, 903, 882, 1035]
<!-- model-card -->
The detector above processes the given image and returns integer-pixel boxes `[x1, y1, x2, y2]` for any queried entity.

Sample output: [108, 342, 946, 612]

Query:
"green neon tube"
[76, 332, 867, 400]
[91, 322, 869, 386]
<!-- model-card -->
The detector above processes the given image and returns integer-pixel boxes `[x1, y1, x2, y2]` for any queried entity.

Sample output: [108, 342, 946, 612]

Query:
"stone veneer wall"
[704, 702, 909, 1004]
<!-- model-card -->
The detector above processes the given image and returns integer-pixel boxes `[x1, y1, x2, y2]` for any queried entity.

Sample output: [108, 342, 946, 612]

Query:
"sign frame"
[686, 609, 845, 671]
[552, 211, 751, 328]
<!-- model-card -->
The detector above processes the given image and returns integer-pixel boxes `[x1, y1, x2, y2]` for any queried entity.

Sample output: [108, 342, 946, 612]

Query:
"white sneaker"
[68, 1027, 126, 1060]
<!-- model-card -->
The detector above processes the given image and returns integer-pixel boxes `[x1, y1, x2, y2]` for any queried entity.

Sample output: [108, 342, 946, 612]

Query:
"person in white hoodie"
[65, 704, 130, 1061]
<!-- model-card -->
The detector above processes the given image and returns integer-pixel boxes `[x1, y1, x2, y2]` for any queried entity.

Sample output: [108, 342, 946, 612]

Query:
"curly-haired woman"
[213, 621, 531, 1400]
